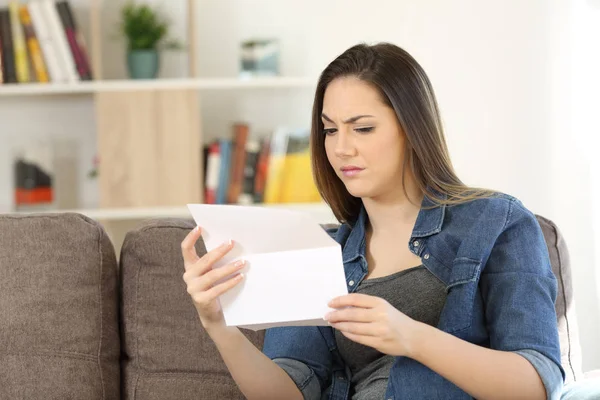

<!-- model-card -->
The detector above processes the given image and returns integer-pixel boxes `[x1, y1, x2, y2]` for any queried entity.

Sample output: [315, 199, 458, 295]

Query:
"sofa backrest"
[536, 215, 583, 384]
[0, 213, 120, 400]
[119, 218, 264, 400]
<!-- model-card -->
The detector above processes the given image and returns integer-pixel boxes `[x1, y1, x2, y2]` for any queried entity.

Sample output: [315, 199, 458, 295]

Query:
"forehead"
[322, 77, 385, 116]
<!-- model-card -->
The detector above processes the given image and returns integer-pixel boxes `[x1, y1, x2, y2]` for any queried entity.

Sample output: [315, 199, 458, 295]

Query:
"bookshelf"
[0, 77, 316, 96]
[2, 0, 324, 237]
[11, 203, 336, 252]
[13, 203, 336, 223]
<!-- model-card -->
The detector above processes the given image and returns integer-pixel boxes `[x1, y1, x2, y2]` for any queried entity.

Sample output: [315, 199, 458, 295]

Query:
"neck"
[362, 174, 423, 235]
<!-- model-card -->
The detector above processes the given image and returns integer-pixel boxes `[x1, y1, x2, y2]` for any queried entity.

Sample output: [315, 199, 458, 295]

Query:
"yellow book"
[278, 150, 322, 203]
[263, 129, 290, 204]
[9, 1, 30, 83]
[264, 154, 286, 203]
[264, 128, 322, 204]
[19, 5, 49, 83]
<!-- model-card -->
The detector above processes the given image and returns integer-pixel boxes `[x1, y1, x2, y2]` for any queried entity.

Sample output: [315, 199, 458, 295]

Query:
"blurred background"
[0, 0, 598, 372]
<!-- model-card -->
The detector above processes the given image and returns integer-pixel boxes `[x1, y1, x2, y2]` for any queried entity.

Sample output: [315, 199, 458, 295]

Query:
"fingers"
[325, 306, 375, 324]
[192, 259, 246, 292]
[185, 240, 235, 279]
[328, 293, 381, 309]
[181, 226, 203, 267]
[198, 239, 234, 270]
[332, 322, 378, 337]
[190, 272, 244, 306]
[204, 272, 245, 300]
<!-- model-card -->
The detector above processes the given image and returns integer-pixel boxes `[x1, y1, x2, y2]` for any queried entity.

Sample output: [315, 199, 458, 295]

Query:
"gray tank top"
[334, 265, 447, 400]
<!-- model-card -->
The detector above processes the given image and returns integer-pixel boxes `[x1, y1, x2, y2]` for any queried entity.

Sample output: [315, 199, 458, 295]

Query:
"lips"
[340, 166, 364, 177]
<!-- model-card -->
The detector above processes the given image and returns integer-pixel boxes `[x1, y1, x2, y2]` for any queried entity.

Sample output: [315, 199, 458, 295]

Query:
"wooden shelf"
[0, 77, 316, 97]
[10, 203, 337, 223]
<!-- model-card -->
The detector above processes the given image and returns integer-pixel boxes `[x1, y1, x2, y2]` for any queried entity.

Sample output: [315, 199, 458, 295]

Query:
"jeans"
[561, 379, 600, 400]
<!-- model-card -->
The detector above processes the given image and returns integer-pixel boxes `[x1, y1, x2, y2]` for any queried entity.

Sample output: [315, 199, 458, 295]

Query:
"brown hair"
[311, 42, 495, 224]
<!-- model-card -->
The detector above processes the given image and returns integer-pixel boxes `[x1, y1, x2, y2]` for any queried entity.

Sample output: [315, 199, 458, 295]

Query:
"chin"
[343, 182, 377, 199]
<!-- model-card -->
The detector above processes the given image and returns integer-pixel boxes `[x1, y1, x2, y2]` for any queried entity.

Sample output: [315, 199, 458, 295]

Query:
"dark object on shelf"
[13, 158, 54, 208]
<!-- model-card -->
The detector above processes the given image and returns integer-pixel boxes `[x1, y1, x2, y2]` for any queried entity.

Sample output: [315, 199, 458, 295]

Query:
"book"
[0, 28, 4, 83]
[28, 0, 64, 82]
[215, 139, 232, 204]
[278, 130, 321, 203]
[0, 8, 18, 83]
[262, 128, 321, 204]
[204, 141, 221, 204]
[55, 0, 91, 80]
[238, 138, 261, 205]
[39, 0, 78, 82]
[19, 4, 49, 82]
[227, 123, 249, 204]
[9, 1, 29, 83]
[263, 128, 290, 203]
[253, 138, 270, 203]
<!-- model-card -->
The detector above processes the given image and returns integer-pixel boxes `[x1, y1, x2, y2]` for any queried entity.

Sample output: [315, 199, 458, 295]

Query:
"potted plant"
[119, 2, 178, 79]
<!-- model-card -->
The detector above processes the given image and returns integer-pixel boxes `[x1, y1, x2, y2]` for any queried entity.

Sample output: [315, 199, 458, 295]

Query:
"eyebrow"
[321, 113, 375, 124]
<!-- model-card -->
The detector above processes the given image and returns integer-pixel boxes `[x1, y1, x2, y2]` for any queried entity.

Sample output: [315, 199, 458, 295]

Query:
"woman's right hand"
[181, 226, 246, 331]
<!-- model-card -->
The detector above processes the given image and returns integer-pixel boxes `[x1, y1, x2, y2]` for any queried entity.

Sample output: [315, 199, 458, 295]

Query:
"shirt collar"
[341, 194, 446, 263]
[411, 194, 446, 238]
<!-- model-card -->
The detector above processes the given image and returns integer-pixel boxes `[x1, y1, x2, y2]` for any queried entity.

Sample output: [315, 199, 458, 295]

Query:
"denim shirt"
[263, 194, 565, 400]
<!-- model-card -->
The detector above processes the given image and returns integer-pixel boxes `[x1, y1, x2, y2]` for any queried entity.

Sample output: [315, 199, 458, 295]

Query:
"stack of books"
[203, 124, 322, 205]
[0, 0, 92, 85]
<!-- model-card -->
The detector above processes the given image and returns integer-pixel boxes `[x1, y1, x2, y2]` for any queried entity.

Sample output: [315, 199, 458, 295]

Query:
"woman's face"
[323, 76, 408, 201]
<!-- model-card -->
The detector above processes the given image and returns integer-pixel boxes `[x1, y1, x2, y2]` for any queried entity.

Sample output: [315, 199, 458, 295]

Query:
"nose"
[333, 129, 357, 158]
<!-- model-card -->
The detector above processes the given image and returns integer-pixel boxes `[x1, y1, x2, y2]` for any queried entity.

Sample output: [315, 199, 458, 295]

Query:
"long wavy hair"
[310, 43, 495, 224]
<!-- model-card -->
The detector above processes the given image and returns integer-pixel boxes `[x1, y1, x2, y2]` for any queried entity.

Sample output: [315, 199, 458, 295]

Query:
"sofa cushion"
[120, 218, 264, 400]
[536, 215, 583, 384]
[0, 213, 120, 399]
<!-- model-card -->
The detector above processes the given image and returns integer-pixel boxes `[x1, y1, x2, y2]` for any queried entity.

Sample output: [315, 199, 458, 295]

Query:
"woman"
[181, 43, 566, 399]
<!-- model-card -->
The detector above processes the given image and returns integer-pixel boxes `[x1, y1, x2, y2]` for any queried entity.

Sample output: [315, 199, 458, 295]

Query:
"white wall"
[0, 0, 598, 371]
[191, 0, 600, 370]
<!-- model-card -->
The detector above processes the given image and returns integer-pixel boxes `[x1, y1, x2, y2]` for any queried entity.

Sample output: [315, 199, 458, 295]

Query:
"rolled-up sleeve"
[263, 326, 333, 399]
[479, 200, 565, 396]
[516, 349, 564, 400]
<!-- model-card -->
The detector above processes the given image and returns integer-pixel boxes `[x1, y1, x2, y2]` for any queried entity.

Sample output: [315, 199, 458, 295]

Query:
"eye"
[355, 127, 374, 133]
[323, 128, 337, 136]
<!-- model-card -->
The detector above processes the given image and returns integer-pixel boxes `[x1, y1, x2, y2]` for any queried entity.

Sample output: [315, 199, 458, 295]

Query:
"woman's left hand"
[325, 293, 421, 357]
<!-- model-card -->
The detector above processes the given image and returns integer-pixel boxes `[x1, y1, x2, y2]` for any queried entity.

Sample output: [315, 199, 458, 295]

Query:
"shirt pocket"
[437, 258, 482, 334]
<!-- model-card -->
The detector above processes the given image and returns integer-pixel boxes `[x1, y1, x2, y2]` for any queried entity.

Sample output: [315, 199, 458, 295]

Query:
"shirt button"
[424, 253, 430, 260]
[348, 280, 355, 286]
[413, 240, 420, 247]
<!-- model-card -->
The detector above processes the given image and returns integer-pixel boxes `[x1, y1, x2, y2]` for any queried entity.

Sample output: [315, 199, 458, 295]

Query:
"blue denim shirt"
[263, 194, 565, 400]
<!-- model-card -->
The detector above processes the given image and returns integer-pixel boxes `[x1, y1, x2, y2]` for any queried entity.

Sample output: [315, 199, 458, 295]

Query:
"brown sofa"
[0, 212, 594, 399]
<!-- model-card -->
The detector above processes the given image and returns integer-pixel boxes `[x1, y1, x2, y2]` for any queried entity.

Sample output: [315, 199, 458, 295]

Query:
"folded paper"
[187, 204, 348, 330]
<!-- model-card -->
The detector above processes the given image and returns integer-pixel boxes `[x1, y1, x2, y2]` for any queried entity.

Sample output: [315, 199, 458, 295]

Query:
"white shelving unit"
[0, 77, 316, 96]
[2, 0, 323, 247]
[8, 203, 337, 252]
[11, 202, 337, 224]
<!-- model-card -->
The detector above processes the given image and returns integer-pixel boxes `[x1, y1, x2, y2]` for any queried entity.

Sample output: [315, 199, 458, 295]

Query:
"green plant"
[119, 2, 180, 51]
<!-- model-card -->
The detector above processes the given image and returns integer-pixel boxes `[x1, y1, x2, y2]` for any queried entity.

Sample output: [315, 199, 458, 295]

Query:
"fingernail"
[324, 312, 331, 321]
[238, 272, 244, 279]
[234, 260, 245, 268]
[221, 240, 231, 249]
[229, 239, 234, 247]
[194, 226, 200, 233]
